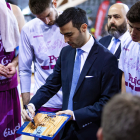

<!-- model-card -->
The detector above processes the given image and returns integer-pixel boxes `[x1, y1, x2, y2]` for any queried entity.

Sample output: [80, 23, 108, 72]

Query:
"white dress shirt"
[76, 35, 94, 72]
[108, 31, 130, 54]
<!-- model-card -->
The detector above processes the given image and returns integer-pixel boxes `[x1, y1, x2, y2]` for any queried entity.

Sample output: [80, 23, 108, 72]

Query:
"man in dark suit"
[22, 7, 119, 140]
[99, 3, 129, 91]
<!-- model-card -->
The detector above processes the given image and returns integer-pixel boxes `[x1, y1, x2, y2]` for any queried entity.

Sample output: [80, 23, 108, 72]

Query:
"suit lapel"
[114, 44, 121, 59]
[74, 39, 99, 95]
[104, 36, 112, 48]
[67, 48, 76, 92]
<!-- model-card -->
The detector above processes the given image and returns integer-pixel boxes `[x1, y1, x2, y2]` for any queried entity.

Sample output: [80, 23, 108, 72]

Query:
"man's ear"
[97, 128, 103, 140]
[52, 0, 57, 8]
[80, 23, 88, 32]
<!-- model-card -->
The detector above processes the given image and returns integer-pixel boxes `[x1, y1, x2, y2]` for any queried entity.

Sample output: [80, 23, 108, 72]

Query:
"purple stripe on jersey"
[125, 81, 128, 86]
[38, 107, 61, 112]
[51, 65, 55, 69]
[41, 66, 49, 70]
[135, 87, 140, 92]
[6, 2, 11, 10]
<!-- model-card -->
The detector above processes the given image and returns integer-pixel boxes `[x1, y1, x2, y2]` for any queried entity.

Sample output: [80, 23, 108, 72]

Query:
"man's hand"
[0, 64, 9, 77]
[6, 63, 16, 78]
[21, 105, 35, 122]
[56, 110, 73, 121]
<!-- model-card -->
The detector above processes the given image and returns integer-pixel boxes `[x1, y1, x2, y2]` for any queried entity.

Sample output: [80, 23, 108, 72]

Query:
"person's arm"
[22, 92, 30, 105]
[11, 4, 25, 33]
[118, 46, 126, 93]
[21, 46, 63, 121]
[19, 29, 34, 106]
[121, 72, 126, 93]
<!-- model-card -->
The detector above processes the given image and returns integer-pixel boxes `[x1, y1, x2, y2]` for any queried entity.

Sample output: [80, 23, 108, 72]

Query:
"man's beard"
[107, 21, 127, 38]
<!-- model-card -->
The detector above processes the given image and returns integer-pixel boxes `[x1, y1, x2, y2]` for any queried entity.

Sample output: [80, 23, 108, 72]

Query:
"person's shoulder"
[22, 18, 40, 31]
[25, 18, 39, 27]
[11, 4, 21, 14]
[99, 35, 112, 42]
[62, 45, 72, 51]
[11, 4, 25, 32]
[122, 36, 139, 51]
[95, 39, 116, 59]
[59, 45, 74, 56]
[95, 38, 108, 51]
[92, 39, 117, 68]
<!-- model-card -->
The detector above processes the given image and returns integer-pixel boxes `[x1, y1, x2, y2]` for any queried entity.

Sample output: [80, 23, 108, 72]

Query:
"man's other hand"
[56, 110, 73, 121]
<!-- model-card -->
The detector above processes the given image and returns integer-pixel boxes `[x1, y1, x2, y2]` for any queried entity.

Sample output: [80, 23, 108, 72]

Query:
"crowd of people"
[1, 0, 140, 140]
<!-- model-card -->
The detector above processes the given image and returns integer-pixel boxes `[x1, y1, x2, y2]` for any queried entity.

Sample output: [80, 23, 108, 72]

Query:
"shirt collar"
[78, 34, 94, 53]
[112, 30, 130, 42]
[41, 22, 51, 32]
[119, 30, 130, 42]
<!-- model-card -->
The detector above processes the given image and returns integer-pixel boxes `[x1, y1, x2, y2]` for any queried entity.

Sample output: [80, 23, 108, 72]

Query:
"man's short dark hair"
[126, 1, 140, 23]
[29, 0, 52, 15]
[55, 7, 88, 31]
[102, 93, 140, 140]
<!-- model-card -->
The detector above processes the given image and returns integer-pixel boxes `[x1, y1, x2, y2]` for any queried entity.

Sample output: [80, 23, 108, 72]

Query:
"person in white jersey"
[119, 1, 140, 94]
[19, 0, 67, 139]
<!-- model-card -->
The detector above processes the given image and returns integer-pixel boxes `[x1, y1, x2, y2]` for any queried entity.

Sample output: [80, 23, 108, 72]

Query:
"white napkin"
[0, 0, 20, 52]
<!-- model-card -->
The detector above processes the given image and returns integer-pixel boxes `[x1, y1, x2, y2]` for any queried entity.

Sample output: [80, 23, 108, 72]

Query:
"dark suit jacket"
[99, 35, 121, 59]
[99, 35, 122, 91]
[30, 37, 119, 140]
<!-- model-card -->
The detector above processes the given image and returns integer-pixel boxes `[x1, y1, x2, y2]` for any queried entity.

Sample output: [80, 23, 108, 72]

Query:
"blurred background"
[5, 0, 138, 40]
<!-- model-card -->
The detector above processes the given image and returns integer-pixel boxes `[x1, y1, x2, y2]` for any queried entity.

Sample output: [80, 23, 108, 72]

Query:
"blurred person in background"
[99, 3, 129, 92]
[97, 93, 140, 140]
[0, 0, 25, 140]
[19, 0, 67, 139]
[101, 23, 109, 37]
[119, 1, 140, 94]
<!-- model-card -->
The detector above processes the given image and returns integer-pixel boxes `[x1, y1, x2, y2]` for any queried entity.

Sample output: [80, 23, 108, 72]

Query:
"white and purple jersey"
[119, 33, 140, 95]
[19, 18, 67, 108]
[0, 3, 21, 140]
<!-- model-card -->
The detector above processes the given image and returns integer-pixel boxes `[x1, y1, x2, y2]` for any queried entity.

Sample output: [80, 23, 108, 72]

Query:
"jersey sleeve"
[19, 28, 34, 93]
